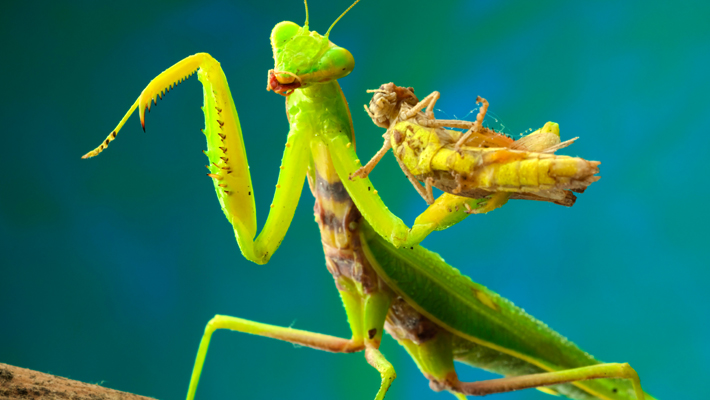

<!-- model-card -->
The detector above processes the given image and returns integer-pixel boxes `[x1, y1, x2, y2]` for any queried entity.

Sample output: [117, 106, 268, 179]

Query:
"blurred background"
[1, 0, 708, 399]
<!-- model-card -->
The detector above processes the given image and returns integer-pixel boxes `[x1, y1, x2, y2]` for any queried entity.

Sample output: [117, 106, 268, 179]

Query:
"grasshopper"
[82, 2, 652, 400]
[353, 83, 600, 213]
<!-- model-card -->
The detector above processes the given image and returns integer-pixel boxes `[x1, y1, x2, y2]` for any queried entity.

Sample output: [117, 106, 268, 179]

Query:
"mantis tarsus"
[83, 2, 653, 399]
[353, 83, 598, 211]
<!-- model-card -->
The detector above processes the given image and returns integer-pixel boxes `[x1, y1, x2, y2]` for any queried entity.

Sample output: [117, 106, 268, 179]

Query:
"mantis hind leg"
[452, 363, 646, 400]
[393, 330, 647, 400]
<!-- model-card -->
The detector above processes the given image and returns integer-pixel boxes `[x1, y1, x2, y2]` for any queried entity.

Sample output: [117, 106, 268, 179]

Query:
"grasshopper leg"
[351, 132, 392, 179]
[402, 90, 440, 121]
[186, 315, 366, 400]
[424, 177, 435, 204]
[454, 96, 489, 152]
[395, 155, 434, 205]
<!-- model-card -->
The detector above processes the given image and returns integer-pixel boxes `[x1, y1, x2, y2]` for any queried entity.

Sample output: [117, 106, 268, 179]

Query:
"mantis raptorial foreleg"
[324, 134, 486, 247]
[83, 53, 311, 265]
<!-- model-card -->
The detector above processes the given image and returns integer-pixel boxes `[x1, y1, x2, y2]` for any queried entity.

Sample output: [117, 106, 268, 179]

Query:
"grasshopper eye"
[270, 21, 301, 50]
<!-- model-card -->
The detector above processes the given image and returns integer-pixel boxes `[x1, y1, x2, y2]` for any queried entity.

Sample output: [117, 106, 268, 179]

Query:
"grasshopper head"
[267, 2, 357, 96]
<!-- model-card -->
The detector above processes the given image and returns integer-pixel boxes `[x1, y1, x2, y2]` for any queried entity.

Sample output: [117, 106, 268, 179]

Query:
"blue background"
[1, 1, 708, 399]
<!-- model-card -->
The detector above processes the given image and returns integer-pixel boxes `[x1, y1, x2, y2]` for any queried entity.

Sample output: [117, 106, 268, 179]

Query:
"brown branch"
[0, 363, 157, 400]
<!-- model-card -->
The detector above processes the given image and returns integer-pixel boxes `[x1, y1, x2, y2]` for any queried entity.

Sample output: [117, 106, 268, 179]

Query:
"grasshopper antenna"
[303, 0, 309, 29]
[325, 0, 360, 38]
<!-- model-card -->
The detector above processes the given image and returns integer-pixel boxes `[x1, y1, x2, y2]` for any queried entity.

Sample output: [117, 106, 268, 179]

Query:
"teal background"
[1, 1, 708, 399]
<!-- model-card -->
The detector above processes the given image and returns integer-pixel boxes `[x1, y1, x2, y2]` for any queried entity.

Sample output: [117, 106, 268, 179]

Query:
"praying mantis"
[82, 1, 654, 399]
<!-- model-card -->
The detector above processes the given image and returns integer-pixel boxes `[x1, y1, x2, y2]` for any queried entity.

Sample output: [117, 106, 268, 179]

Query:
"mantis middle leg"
[186, 290, 396, 400]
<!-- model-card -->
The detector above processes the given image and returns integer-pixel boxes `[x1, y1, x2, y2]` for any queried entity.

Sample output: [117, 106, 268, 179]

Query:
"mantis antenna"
[303, 0, 309, 29]
[325, 0, 360, 38]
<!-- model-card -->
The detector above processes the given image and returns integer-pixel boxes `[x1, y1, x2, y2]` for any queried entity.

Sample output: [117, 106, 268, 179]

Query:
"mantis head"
[267, 0, 358, 96]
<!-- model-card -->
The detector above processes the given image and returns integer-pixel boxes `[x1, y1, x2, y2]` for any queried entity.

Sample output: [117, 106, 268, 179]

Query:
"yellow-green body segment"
[356, 83, 600, 210]
[83, 5, 653, 400]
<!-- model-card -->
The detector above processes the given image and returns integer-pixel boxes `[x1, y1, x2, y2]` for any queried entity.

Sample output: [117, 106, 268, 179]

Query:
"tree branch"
[0, 363, 157, 399]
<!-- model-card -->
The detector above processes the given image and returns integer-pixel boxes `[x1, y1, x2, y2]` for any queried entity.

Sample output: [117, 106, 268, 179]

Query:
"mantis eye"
[270, 21, 301, 50]
[316, 46, 354, 80]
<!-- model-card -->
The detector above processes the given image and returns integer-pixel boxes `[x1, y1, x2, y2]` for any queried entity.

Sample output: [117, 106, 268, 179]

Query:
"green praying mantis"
[82, 1, 654, 399]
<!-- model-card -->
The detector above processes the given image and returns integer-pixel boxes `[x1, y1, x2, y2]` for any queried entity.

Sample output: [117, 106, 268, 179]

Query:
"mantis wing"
[360, 222, 654, 400]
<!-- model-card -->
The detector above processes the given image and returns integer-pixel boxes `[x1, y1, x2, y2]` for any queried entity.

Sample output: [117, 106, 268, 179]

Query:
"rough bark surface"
[0, 363, 156, 400]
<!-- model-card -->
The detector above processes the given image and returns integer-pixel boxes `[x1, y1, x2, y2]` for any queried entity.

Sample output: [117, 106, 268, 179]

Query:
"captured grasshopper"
[353, 83, 600, 213]
[83, 2, 652, 400]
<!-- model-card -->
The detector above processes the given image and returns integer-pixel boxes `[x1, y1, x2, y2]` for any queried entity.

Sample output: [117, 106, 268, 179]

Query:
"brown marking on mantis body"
[315, 172, 349, 202]
[319, 209, 346, 233]
[385, 297, 439, 344]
